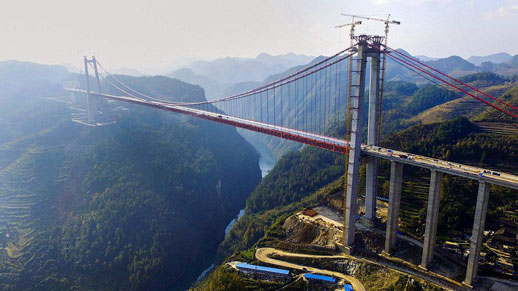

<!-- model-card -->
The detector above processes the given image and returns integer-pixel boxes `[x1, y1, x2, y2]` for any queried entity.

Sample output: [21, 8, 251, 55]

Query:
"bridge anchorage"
[68, 32, 518, 288]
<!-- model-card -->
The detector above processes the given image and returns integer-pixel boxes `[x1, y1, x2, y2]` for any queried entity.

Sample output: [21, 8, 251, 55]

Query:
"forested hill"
[0, 64, 262, 290]
[201, 116, 518, 290]
[476, 85, 518, 122]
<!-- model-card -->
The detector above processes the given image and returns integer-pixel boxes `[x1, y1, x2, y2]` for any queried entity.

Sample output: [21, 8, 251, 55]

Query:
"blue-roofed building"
[236, 262, 290, 280]
[344, 284, 354, 291]
[304, 273, 336, 283]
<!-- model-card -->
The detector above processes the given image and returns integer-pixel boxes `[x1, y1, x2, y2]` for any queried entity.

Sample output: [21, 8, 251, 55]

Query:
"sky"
[1, 0, 518, 73]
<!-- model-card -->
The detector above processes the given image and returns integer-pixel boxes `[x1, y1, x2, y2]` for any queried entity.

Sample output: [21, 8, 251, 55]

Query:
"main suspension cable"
[384, 45, 518, 113]
[369, 43, 518, 118]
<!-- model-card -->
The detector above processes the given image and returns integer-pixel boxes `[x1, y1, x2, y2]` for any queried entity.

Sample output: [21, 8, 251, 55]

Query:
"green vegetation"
[379, 82, 460, 136]
[51, 112, 260, 290]
[458, 72, 507, 87]
[195, 176, 344, 290]
[425, 56, 477, 73]
[204, 113, 518, 288]
[476, 85, 518, 122]
[0, 65, 262, 290]
[403, 85, 460, 115]
[382, 117, 518, 237]
[246, 146, 344, 213]
[1, 58, 517, 290]
[217, 162, 344, 262]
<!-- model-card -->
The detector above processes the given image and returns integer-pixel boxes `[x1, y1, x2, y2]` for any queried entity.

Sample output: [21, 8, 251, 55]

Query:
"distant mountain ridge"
[167, 53, 314, 100]
[110, 67, 144, 77]
[468, 52, 513, 66]
[185, 52, 314, 84]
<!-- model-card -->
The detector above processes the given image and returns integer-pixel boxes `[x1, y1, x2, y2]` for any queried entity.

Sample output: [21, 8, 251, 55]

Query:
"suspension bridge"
[67, 35, 518, 287]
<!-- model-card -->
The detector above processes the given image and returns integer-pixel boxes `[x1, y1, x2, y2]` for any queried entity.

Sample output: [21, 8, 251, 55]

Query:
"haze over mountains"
[467, 52, 513, 66]
[0, 46, 517, 291]
[0, 60, 261, 290]
[204, 49, 518, 158]
[168, 53, 314, 100]
[164, 50, 518, 102]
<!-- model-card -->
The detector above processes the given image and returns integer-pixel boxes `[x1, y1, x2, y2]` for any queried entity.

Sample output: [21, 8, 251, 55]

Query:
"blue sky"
[1, 0, 517, 73]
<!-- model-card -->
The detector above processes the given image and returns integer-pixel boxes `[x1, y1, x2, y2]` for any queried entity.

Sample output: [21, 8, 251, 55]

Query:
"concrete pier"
[420, 170, 443, 269]
[385, 161, 403, 254]
[344, 43, 368, 248]
[463, 182, 490, 286]
[364, 53, 381, 223]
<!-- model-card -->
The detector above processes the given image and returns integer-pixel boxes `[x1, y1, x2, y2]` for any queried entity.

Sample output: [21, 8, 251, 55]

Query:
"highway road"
[67, 89, 518, 190]
[255, 247, 366, 291]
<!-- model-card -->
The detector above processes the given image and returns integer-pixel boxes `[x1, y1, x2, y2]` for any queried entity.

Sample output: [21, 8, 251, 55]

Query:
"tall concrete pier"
[385, 161, 403, 253]
[420, 170, 443, 269]
[464, 182, 490, 286]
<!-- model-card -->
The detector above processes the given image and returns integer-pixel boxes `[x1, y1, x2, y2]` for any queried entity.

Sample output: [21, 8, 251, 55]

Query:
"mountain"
[169, 53, 314, 91]
[187, 53, 314, 84]
[255, 53, 315, 71]
[475, 83, 518, 123]
[415, 55, 438, 62]
[168, 68, 225, 100]
[404, 72, 515, 126]
[60, 62, 80, 73]
[506, 55, 518, 67]
[197, 114, 518, 290]
[222, 55, 349, 158]
[0, 60, 69, 98]
[384, 50, 479, 81]
[423, 55, 477, 74]
[0, 63, 262, 290]
[387, 50, 482, 81]
[111, 67, 144, 77]
[468, 52, 513, 66]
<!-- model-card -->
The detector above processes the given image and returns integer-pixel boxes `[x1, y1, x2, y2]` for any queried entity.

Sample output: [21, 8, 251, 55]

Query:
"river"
[195, 150, 275, 282]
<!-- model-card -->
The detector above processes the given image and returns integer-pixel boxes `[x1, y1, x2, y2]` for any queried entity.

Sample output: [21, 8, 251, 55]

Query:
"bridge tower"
[83, 56, 104, 124]
[343, 35, 383, 250]
[364, 36, 383, 225]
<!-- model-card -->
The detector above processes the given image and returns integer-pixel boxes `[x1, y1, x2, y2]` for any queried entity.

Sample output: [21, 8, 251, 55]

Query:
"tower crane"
[336, 20, 362, 47]
[341, 14, 400, 42]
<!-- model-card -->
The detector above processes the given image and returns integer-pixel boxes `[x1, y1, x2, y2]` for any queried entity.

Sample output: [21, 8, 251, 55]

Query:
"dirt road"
[255, 247, 366, 291]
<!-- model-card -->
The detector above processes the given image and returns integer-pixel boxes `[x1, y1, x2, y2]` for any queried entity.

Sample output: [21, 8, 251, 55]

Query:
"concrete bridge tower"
[343, 35, 383, 251]
[83, 56, 104, 125]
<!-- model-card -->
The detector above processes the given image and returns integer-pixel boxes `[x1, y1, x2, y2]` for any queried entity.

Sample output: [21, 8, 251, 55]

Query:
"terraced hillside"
[0, 121, 101, 289]
[408, 84, 514, 125]
[474, 121, 518, 135]
[0, 63, 263, 290]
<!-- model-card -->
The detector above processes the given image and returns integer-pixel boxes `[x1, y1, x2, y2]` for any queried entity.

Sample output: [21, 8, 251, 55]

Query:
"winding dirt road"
[255, 247, 366, 291]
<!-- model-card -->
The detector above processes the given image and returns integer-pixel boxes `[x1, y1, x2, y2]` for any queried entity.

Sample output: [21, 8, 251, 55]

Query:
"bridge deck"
[67, 89, 518, 190]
